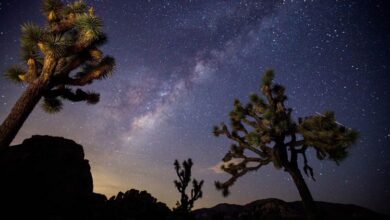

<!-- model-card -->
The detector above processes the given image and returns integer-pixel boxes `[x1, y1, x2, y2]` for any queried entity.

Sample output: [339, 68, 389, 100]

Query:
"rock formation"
[0, 135, 96, 219]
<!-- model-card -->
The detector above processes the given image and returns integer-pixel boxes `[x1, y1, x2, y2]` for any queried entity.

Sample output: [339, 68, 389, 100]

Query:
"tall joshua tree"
[213, 70, 358, 220]
[0, 0, 115, 149]
[173, 159, 204, 214]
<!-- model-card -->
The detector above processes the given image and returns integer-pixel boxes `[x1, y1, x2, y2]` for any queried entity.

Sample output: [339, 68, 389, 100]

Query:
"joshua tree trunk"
[287, 167, 321, 220]
[0, 77, 48, 150]
[1, 2, 116, 151]
[0, 56, 56, 150]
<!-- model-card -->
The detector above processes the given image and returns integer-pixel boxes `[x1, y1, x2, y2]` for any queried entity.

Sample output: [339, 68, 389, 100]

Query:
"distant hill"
[193, 198, 388, 220]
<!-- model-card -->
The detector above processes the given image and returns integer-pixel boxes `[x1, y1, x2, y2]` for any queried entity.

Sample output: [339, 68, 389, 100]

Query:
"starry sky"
[0, 0, 389, 214]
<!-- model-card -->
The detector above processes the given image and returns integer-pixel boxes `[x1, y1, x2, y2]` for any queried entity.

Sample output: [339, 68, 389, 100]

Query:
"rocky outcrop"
[0, 135, 387, 220]
[0, 135, 95, 219]
[0, 135, 171, 220]
[193, 198, 388, 220]
[106, 189, 171, 220]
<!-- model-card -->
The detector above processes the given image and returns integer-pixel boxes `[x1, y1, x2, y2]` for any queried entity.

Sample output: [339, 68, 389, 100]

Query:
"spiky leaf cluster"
[4, 66, 25, 84]
[64, 0, 88, 15]
[213, 70, 358, 196]
[173, 159, 204, 214]
[3, 0, 115, 113]
[298, 112, 358, 163]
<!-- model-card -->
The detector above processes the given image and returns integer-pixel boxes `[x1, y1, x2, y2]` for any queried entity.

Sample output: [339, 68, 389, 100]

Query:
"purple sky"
[0, 0, 389, 214]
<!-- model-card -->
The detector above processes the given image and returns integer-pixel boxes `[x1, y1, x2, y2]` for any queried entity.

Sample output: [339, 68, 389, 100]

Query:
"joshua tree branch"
[45, 87, 99, 104]
[300, 147, 315, 181]
[216, 158, 271, 196]
[221, 124, 268, 158]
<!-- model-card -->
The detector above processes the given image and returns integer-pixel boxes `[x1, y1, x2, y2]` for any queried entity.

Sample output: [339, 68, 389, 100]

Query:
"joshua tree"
[213, 70, 358, 220]
[0, 0, 115, 149]
[173, 159, 204, 214]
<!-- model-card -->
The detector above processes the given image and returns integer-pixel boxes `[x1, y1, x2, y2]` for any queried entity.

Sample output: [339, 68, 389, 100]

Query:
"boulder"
[0, 135, 95, 219]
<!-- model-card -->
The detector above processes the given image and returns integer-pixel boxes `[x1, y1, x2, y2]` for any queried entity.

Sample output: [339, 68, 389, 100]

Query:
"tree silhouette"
[0, 0, 115, 149]
[213, 70, 358, 220]
[173, 159, 204, 215]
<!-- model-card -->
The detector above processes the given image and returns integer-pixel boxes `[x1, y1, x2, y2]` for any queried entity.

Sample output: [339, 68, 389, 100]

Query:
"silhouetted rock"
[0, 135, 387, 220]
[0, 135, 95, 219]
[106, 189, 171, 220]
[0, 135, 171, 220]
[193, 198, 388, 220]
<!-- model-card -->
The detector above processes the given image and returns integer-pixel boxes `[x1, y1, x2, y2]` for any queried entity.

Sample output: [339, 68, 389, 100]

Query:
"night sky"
[0, 0, 389, 214]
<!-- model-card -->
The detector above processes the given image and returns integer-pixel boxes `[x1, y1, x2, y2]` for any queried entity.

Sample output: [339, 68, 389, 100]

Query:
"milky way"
[0, 0, 389, 214]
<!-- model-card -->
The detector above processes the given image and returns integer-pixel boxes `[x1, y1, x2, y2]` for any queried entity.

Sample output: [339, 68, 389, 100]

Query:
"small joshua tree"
[173, 159, 204, 214]
[0, 0, 115, 149]
[213, 70, 358, 220]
